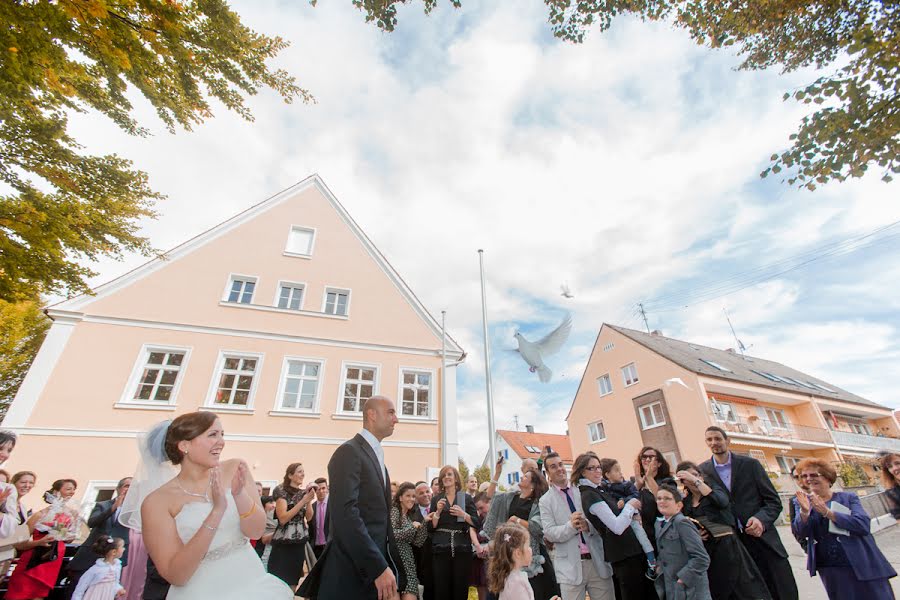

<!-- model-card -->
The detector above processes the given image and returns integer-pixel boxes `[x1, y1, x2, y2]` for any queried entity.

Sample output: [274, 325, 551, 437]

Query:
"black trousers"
[432, 551, 472, 600]
[741, 535, 798, 600]
[611, 554, 658, 600]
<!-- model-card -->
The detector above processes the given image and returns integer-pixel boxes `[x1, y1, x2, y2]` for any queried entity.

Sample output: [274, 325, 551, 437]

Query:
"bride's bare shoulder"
[142, 480, 181, 516]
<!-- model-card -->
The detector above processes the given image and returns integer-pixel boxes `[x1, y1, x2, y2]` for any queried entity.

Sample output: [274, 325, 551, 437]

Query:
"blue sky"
[59, 0, 900, 467]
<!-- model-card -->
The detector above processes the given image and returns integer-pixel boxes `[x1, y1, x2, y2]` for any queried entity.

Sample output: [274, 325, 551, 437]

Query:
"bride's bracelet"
[239, 503, 256, 520]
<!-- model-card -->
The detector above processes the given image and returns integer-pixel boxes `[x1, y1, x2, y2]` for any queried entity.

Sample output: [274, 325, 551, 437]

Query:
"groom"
[298, 395, 405, 599]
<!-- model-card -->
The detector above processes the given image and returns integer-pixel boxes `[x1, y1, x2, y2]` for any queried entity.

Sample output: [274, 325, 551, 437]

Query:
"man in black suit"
[298, 396, 404, 600]
[410, 481, 433, 600]
[700, 426, 798, 600]
[308, 477, 330, 558]
[65, 477, 132, 599]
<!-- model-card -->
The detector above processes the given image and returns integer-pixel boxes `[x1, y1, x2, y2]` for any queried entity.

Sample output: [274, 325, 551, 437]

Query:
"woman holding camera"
[267, 463, 317, 589]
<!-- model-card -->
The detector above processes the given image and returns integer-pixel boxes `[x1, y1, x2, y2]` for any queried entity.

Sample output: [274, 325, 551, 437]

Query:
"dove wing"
[535, 313, 572, 356]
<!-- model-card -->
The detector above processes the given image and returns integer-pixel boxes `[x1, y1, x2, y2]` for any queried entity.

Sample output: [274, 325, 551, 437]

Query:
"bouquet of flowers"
[26, 497, 81, 569]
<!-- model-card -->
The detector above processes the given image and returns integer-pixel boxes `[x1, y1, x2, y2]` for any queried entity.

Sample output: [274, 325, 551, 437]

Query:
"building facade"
[4, 175, 464, 510]
[567, 325, 899, 491]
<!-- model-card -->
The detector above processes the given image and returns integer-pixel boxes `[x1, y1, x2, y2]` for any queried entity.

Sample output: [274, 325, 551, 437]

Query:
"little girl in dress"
[72, 536, 126, 600]
[487, 523, 560, 600]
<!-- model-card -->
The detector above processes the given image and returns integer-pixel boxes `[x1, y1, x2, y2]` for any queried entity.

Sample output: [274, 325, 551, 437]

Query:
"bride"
[136, 411, 292, 598]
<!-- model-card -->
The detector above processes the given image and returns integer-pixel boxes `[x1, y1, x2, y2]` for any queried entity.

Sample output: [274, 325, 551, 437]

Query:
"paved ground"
[778, 523, 900, 599]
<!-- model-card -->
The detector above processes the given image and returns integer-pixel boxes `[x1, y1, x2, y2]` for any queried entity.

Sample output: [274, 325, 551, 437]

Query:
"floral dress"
[391, 507, 428, 597]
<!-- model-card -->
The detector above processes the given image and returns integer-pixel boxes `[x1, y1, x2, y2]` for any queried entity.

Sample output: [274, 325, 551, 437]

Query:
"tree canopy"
[0, 299, 50, 420]
[362, 0, 899, 191]
[0, 0, 305, 302]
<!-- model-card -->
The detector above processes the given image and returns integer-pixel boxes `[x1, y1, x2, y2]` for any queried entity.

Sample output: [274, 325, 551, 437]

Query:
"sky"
[58, 0, 900, 468]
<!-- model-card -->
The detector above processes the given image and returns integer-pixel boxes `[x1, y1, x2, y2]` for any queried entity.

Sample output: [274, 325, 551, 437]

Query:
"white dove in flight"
[664, 377, 691, 390]
[560, 283, 574, 299]
[513, 313, 573, 383]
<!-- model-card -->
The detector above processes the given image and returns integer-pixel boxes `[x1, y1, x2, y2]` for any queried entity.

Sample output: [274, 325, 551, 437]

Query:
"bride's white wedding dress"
[168, 495, 293, 599]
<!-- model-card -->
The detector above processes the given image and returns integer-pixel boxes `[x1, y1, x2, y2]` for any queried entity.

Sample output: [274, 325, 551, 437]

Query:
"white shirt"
[579, 478, 637, 536]
[0, 483, 19, 539]
[359, 428, 387, 486]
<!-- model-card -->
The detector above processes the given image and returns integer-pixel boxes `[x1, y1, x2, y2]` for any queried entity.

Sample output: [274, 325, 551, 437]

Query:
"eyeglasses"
[583, 465, 601, 472]
[799, 473, 821, 480]
[641, 454, 657, 460]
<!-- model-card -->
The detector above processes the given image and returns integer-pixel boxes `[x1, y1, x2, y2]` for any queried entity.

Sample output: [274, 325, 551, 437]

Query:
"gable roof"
[497, 430, 573, 463]
[607, 324, 881, 409]
[51, 174, 463, 356]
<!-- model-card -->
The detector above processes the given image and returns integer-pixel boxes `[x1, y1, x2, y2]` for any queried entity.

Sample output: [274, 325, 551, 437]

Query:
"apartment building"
[567, 325, 899, 490]
[483, 428, 573, 487]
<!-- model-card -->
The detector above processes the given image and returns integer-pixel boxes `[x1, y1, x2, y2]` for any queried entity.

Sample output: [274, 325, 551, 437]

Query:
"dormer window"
[285, 226, 315, 257]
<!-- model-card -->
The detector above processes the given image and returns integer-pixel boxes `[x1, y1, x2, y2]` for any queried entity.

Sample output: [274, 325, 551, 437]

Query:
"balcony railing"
[831, 430, 900, 452]
[714, 415, 834, 444]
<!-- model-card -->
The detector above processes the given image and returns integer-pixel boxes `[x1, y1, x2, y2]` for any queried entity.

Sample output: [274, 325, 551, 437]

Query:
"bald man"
[298, 396, 405, 600]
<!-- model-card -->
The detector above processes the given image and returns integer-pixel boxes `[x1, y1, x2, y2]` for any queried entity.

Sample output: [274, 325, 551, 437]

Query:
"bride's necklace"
[175, 476, 211, 503]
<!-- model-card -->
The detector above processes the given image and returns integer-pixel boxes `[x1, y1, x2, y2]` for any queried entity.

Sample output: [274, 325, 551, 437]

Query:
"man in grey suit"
[539, 452, 614, 600]
[65, 477, 132, 599]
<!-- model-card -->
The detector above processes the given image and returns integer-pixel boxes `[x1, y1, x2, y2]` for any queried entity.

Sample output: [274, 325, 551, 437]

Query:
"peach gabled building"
[4, 175, 464, 508]
[567, 325, 899, 490]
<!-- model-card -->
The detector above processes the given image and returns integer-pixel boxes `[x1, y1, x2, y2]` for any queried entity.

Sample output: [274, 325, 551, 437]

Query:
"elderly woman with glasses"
[792, 457, 896, 599]
[574, 453, 657, 600]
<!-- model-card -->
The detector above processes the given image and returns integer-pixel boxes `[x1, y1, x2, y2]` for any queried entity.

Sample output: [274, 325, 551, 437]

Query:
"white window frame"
[597, 373, 613, 396]
[336, 361, 380, 415]
[397, 367, 436, 421]
[603, 342, 615, 352]
[776, 455, 800, 475]
[272, 356, 325, 415]
[223, 274, 258, 304]
[639, 401, 666, 430]
[274, 280, 306, 311]
[711, 400, 737, 423]
[764, 407, 790, 430]
[204, 350, 264, 412]
[848, 421, 872, 435]
[588, 421, 606, 443]
[663, 451, 678, 468]
[621, 363, 639, 387]
[118, 344, 191, 409]
[284, 225, 317, 258]
[748, 450, 767, 467]
[322, 286, 351, 317]
[257, 480, 278, 496]
[80, 480, 119, 521]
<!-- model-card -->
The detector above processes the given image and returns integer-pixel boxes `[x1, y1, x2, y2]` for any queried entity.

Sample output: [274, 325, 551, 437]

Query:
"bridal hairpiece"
[503, 533, 511, 542]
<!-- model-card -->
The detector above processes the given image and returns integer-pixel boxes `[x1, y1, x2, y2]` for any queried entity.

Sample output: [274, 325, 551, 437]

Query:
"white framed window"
[120, 345, 190, 407]
[700, 359, 732, 372]
[807, 381, 836, 393]
[776, 456, 800, 475]
[323, 287, 350, 316]
[621, 363, 639, 386]
[751, 369, 782, 383]
[748, 450, 767, 466]
[639, 401, 665, 429]
[399, 368, 434, 419]
[507, 472, 521, 485]
[588, 421, 606, 443]
[285, 226, 316, 257]
[207, 351, 263, 409]
[79, 480, 119, 521]
[275, 357, 324, 413]
[849, 421, 872, 435]
[276, 282, 305, 311]
[597, 374, 613, 396]
[603, 342, 615, 352]
[663, 451, 678, 468]
[339, 362, 379, 413]
[711, 400, 737, 423]
[764, 407, 790, 429]
[225, 275, 257, 304]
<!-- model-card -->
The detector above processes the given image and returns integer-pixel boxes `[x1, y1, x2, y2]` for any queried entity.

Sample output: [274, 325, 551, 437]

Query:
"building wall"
[567, 327, 707, 478]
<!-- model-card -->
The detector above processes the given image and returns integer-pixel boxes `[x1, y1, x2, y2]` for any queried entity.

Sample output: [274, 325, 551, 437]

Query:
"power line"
[642, 220, 900, 312]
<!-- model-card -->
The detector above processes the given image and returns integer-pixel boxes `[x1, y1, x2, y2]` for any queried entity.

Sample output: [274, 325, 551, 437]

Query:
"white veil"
[119, 419, 178, 531]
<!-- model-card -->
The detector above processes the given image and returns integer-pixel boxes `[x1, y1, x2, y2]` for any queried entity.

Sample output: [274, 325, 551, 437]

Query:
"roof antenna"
[513, 414, 520, 431]
[723, 307, 748, 356]
[638, 303, 651, 334]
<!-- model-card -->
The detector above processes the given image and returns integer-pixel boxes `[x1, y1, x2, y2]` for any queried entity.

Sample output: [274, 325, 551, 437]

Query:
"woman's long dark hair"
[522, 468, 548, 499]
[281, 463, 303, 495]
[392, 482, 417, 518]
[637, 446, 671, 480]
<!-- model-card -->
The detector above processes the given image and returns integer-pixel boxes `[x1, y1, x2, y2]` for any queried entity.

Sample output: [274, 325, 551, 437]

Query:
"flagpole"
[440, 310, 448, 465]
[478, 250, 497, 470]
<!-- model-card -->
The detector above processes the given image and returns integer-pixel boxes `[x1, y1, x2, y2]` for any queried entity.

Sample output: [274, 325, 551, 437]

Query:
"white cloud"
[54, 0, 900, 466]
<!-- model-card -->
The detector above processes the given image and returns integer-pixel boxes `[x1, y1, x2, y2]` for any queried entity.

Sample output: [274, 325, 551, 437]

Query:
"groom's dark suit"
[297, 433, 404, 599]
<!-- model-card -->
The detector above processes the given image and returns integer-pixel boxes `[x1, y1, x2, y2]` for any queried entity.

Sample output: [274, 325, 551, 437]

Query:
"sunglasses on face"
[641, 454, 657, 461]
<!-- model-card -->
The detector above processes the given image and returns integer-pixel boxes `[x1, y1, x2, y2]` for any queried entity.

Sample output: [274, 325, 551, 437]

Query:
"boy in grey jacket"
[653, 485, 711, 600]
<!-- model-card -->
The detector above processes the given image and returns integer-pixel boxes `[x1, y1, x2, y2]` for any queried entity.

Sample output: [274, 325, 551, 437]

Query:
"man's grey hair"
[117, 477, 132, 490]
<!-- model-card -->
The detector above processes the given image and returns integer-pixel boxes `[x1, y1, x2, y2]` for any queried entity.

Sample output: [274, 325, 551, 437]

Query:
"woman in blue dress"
[792, 457, 896, 600]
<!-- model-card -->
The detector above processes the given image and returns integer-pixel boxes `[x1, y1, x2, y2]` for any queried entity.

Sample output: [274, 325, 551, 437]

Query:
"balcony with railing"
[713, 414, 834, 446]
[831, 429, 900, 452]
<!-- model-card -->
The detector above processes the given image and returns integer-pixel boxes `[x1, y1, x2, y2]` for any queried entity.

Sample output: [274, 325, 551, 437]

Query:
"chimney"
[525, 425, 534, 434]
[651, 330, 663, 336]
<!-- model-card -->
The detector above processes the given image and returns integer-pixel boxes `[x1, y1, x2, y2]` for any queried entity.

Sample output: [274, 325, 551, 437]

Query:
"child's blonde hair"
[488, 523, 529, 594]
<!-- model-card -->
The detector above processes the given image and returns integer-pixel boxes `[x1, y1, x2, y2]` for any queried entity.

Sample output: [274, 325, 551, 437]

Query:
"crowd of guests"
[0, 422, 898, 600]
